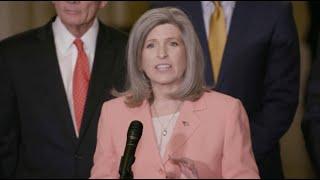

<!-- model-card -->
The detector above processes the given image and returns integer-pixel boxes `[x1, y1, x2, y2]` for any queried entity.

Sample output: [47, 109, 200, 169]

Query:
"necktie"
[73, 39, 90, 132]
[208, 1, 227, 82]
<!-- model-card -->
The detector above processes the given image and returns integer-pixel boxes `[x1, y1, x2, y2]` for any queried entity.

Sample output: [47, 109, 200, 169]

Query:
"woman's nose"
[157, 45, 168, 59]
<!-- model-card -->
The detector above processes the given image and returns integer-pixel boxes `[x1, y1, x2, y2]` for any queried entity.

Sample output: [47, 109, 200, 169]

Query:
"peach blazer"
[90, 91, 260, 179]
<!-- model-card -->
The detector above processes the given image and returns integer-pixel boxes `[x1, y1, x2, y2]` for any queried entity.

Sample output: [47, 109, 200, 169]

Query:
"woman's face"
[141, 23, 187, 88]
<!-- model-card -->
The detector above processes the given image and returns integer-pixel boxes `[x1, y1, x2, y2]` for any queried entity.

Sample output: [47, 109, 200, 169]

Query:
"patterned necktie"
[208, 1, 227, 82]
[73, 38, 90, 132]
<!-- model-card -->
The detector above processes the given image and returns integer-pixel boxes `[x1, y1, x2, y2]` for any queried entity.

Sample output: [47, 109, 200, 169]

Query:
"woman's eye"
[170, 41, 179, 47]
[146, 43, 154, 48]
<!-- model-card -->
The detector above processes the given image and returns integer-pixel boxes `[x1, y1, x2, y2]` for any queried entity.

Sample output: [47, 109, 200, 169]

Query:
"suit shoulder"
[102, 96, 127, 110]
[100, 23, 128, 42]
[0, 25, 43, 50]
[245, 1, 291, 8]
[268, 1, 292, 13]
[245, 1, 292, 14]
[203, 91, 242, 107]
[151, 1, 193, 8]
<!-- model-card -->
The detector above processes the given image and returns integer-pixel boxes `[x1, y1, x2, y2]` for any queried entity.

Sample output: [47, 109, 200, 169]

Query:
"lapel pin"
[182, 121, 189, 126]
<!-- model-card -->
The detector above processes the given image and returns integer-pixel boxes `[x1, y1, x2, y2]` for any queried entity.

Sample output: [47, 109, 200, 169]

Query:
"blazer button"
[158, 168, 164, 175]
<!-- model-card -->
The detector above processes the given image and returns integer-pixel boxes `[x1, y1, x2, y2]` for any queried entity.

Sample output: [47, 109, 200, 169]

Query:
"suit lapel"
[216, 2, 252, 89]
[36, 21, 77, 145]
[184, 2, 215, 87]
[162, 100, 204, 163]
[79, 23, 118, 140]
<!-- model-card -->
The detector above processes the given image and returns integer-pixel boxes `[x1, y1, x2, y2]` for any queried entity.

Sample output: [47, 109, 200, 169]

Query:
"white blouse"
[152, 112, 180, 158]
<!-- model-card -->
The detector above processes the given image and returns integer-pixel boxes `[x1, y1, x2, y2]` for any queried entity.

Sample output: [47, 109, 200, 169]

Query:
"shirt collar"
[81, 18, 99, 56]
[52, 16, 99, 55]
[202, 1, 236, 10]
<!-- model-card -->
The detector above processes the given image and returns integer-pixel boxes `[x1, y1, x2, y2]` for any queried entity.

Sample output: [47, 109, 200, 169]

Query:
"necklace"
[152, 102, 182, 137]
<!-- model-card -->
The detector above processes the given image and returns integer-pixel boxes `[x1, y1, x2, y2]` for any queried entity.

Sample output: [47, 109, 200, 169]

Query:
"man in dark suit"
[0, 1, 127, 178]
[152, 1, 300, 178]
[307, 2, 320, 61]
[302, 43, 320, 177]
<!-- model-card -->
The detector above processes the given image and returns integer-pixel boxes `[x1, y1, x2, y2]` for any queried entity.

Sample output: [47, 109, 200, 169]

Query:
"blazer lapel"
[79, 23, 117, 140]
[129, 98, 206, 167]
[162, 99, 204, 163]
[216, 2, 252, 89]
[36, 21, 77, 145]
[130, 101, 165, 169]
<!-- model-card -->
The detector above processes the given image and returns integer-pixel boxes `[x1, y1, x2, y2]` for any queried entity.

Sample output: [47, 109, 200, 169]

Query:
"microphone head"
[127, 120, 143, 142]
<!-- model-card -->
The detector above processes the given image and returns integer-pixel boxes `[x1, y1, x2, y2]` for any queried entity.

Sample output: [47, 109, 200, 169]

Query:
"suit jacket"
[90, 91, 259, 179]
[308, 2, 320, 60]
[151, 1, 300, 178]
[302, 57, 320, 177]
[0, 18, 127, 178]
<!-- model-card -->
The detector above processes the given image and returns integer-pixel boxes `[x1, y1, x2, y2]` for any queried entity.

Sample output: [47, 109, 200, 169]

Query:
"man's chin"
[60, 18, 84, 28]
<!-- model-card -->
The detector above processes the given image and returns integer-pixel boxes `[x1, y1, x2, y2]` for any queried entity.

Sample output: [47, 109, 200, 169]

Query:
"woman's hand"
[168, 156, 199, 179]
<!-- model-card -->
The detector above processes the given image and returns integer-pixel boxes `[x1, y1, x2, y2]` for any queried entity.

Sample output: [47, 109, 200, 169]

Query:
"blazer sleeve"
[222, 100, 260, 179]
[301, 59, 320, 176]
[90, 102, 119, 179]
[250, 2, 300, 159]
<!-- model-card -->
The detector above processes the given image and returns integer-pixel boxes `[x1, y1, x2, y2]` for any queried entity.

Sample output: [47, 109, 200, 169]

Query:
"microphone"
[119, 120, 143, 179]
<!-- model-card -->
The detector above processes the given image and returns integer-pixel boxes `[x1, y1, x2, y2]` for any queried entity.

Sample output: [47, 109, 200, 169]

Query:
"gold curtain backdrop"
[0, 1, 316, 178]
[280, 1, 315, 178]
